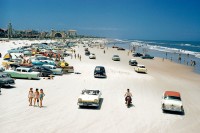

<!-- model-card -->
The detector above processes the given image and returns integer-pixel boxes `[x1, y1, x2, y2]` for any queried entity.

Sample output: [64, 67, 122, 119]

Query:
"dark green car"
[141, 54, 154, 59]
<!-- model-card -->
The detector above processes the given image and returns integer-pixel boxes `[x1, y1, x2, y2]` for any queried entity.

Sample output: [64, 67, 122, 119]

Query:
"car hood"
[0, 77, 14, 82]
[79, 95, 99, 100]
[162, 100, 183, 106]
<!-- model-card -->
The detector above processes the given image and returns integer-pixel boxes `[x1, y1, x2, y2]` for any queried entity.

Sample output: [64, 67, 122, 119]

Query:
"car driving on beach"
[112, 55, 120, 61]
[89, 53, 96, 59]
[132, 53, 143, 57]
[134, 64, 147, 73]
[161, 91, 184, 113]
[129, 59, 138, 66]
[141, 54, 154, 59]
[94, 66, 106, 78]
[78, 89, 102, 108]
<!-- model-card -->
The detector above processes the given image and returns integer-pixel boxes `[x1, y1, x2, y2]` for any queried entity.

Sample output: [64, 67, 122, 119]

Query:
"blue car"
[8, 48, 24, 53]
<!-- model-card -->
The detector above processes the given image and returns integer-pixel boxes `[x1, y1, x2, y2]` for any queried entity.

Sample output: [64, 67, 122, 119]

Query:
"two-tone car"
[78, 89, 102, 108]
[42, 64, 63, 75]
[134, 64, 147, 73]
[4, 67, 40, 80]
[32, 66, 53, 77]
[161, 91, 184, 113]
[112, 55, 120, 61]
[89, 53, 96, 59]
[0, 72, 15, 87]
[94, 66, 106, 78]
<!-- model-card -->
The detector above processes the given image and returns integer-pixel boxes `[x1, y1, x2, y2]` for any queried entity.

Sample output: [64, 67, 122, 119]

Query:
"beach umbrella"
[3, 53, 12, 60]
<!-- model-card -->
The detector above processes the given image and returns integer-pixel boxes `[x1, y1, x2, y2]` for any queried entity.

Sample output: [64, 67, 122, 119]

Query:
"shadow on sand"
[79, 98, 104, 110]
[163, 110, 185, 116]
[2, 86, 16, 89]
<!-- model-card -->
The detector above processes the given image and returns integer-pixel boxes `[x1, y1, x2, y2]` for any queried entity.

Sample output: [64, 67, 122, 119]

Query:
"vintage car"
[161, 91, 184, 113]
[89, 53, 96, 59]
[112, 46, 119, 48]
[32, 59, 56, 66]
[117, 47, 125, 50]
[132, 53, 143, 57]
[78, 89, 102, 107]
[141, 54, 154, 59]
[4, 67, 40, 80]
[112, 55, 120, 61]
[42, 64, 63, 75]
[85, 51, 90, 56]
[7, 48, 24, 53]
[0, 72, 15, 86]
[134, 64, 147, 73]
[94, 66, 106, 78]
[32, 66, 53, 77]
[129, 59, 138, 66]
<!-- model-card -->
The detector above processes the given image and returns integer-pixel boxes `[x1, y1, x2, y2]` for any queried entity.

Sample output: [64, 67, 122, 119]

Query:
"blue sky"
[0, 0, 200, 41]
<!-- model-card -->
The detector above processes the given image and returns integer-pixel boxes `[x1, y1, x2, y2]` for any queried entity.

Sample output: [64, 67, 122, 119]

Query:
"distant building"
[68, 30, 77, 37]
[7, 23, 13, 38]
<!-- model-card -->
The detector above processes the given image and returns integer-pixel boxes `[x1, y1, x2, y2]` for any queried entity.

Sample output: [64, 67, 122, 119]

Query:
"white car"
[112, 55, 120, 61]
[161, 91, 184, 113]
[134, 64, 147, 73]
[78, 89, 102, 107]
[89, 53, 96, 59]
[42, 64, 63, 75]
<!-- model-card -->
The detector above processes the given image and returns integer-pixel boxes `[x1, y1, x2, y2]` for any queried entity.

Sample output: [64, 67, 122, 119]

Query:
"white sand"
[0, 40, 200, 133]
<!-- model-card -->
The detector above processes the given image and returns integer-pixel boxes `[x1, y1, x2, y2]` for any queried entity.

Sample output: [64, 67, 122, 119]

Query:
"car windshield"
[114, 55, 119, 57]
[95, 67, 105, 72]
[83, 90, 99, 95]
[164, 96, 181, 101]
[139, 66, 145, 68]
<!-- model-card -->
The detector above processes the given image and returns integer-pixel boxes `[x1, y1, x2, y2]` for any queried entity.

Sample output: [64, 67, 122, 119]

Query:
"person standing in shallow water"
[28, 88, 34, 106]
[33, 89, 39, 107]
[39, 89, 45, 108]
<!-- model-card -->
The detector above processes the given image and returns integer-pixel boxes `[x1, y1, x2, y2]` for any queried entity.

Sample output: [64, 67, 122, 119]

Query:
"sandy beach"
[0, 40, 200, 133]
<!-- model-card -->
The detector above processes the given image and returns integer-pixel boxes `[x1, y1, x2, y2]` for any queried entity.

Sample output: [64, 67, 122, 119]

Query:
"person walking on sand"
[39, 89, 45, 108]
[33, 88, 39, 107]
[74, 54, 76, 59]
[28, 88, 34, 106]
[80, 55, 81, 61]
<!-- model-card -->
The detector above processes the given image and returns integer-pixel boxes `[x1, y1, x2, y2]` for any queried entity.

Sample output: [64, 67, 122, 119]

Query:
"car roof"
[95, 66, 105, 68]
[16, 67, 31, 70]
[164, 91, 180, 97]
[137, 64, 145, 67]
[130, 59, 136, 61]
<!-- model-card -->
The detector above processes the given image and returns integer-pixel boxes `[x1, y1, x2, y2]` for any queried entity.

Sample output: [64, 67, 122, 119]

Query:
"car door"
[21, 69, 28, 78]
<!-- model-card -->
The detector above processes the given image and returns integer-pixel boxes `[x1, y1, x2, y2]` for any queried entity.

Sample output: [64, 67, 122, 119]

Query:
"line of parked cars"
[1, 43, 75, 80]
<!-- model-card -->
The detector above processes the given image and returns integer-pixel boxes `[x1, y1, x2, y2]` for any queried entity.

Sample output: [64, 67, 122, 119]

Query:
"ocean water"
[107, 39, 200, 74]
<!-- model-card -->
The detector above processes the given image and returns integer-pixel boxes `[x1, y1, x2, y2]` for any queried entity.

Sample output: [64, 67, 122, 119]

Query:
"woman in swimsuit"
[28, 88, 34, 106]
[39, 89, 45, 108]
[33, 89, 39, 107]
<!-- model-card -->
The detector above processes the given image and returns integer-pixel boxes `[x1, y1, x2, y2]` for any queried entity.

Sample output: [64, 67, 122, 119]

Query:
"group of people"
[28, 88, 45, 108]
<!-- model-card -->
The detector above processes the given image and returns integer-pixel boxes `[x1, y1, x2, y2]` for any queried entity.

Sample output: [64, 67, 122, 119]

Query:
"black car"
[94, 66, 106, 78]
[0, 72, 15, 87]
[132, 53, 143, 57]
[32, 66, 53, 77]
[117, 47, 125, 50]
[85, 51, 90, 56]
[129, 59, 138, 66]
